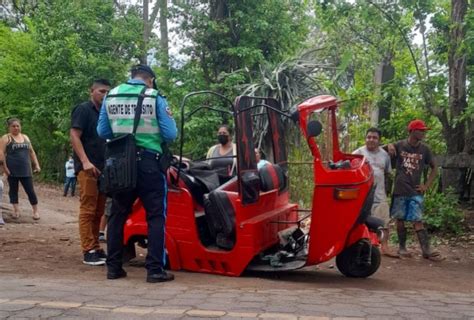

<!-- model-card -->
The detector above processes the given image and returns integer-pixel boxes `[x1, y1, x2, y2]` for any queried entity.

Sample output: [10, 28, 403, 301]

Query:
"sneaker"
[96, 249, 107, 261]
[98, 232, 106, 243]
[146, 270, 175, 283]
[0, 215, 5, 225]
[107, 268, 127, 280]
[83, 250, 105, 266]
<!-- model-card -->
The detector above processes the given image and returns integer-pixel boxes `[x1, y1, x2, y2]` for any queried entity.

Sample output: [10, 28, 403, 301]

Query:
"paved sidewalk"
[0, 275, 473, 319]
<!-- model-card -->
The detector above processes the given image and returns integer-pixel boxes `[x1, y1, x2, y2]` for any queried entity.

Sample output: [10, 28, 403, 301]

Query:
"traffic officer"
[97, 65, 177, 283]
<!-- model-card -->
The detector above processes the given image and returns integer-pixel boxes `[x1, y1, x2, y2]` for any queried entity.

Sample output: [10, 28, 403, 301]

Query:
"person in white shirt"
[63, 156, 76, 197]
[353, 127, 398, 258]
[255, 148, 270, 170]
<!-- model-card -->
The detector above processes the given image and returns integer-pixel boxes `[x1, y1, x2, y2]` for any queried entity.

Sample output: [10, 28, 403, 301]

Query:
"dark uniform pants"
[106, 155, 167, 275]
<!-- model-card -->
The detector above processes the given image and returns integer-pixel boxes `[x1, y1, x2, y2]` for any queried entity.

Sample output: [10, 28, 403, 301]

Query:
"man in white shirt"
[353, 128, 398, 258]
[64, 156, 76, 197]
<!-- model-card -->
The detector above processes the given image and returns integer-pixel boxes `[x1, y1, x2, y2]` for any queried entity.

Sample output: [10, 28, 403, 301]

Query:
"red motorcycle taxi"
[122, 92, 383, 278]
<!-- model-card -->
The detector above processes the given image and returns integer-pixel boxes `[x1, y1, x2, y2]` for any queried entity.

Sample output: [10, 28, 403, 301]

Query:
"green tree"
[177, 0, 310, 86]
[0, 0, 143, 179]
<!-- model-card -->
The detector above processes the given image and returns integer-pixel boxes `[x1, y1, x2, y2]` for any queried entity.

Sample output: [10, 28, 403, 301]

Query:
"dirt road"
[1, 183, 473, 293]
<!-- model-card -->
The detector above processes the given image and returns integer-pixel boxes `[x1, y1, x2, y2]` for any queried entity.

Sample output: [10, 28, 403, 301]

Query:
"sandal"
[383, 250, 400, 258]
[32, 212, 40, 220]
[423, 251, 445, 262]
[12, 212, 20, 219]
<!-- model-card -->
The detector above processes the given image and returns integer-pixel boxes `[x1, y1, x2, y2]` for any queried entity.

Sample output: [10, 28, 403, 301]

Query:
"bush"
[423, 187, 465, 235]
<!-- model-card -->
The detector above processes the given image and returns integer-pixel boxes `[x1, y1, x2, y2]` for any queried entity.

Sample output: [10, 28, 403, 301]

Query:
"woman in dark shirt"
[0, 118, 41, 220]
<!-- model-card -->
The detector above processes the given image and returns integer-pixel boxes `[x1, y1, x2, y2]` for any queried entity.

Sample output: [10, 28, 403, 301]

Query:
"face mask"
[217, 134, 229, 145]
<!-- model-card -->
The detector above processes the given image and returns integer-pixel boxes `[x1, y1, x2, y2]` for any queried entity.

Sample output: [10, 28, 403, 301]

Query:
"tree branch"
[367, 0, 436, 116]
[149, 0, 160, 27]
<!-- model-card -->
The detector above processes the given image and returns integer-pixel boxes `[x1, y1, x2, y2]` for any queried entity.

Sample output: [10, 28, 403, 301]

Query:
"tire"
[336, 242, 381, 278]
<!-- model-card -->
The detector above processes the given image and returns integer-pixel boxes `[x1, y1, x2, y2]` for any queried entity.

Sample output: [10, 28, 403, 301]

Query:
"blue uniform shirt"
[97, 79, 177, 144]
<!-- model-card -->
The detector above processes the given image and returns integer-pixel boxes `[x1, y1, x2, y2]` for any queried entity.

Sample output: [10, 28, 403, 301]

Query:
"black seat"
[178, 172, 207, 207]
[175, 162, 221, 207]
[365, 216, 384, 231]
[204, 190, 236, 250]
[259, 163, 285, 192]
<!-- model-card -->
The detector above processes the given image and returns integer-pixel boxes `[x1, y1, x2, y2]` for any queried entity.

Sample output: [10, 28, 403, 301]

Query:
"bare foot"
[32, 212, 40, 220]
[12, 212, 20, 219]
[382, 249, 400, 258]
[398, 249, 413, 258]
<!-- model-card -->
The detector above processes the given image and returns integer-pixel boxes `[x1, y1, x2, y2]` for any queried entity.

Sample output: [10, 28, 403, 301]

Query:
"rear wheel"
[336, 242, 381, 278]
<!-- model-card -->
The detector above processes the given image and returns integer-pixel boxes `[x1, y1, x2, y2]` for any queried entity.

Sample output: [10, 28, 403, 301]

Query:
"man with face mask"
[206, 125, 236, 177]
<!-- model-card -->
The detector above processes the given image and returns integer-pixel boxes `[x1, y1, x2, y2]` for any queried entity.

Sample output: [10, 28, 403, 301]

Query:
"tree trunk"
[210, 0, 228, 20]
[141, 0, 150, 64]
[440, 0, 468, 194]
[371, 57, 394, 126]
[159, 0, 169, 70]
[445, 0, 467, 155]
[462, 1, 474, 154]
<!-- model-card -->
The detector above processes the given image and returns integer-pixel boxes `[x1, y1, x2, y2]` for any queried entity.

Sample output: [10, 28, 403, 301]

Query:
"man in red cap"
[387, 119, 443, 261]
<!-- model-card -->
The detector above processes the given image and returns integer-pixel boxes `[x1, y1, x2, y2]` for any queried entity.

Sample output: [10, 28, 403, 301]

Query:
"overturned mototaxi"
[122, 93, 382, 278]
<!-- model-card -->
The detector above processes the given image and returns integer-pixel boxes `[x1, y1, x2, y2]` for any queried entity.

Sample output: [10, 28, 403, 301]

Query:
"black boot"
[397, 223, 411, 257]
[397, 224, 407, 251]
[416, 229, 444, 261]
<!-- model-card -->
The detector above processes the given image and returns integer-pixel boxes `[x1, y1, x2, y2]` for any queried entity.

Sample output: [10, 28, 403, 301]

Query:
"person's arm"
[0, 135, 10, 176]
[71, 105, 101, 177]
[352, 147, 361, 155]
[206, 145, 216, 160]
[70, 128, 100, 177]
[384, 152, 393, 195]
[386, 143, 397, 157]
[156, 96, 177, 143]
[97, 98, 114, 139]
[417, 156, 438, 194]
[24, 134, 41, 173]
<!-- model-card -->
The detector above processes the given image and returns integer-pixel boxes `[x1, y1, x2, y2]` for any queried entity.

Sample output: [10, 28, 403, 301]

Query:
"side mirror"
[307, 120, 322, 138]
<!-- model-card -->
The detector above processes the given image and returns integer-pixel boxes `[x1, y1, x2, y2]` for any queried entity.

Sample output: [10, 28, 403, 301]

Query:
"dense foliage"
[0, 0, 472, 234]
[0, 0, 143, 179]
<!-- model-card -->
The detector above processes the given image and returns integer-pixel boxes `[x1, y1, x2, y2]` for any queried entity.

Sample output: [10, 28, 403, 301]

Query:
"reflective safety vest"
[105, 83, 163, 153]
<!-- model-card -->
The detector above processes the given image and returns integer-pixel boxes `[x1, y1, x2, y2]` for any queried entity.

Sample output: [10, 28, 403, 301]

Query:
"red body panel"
[297, 96, 376, 266]
[124, 188, 297, 276]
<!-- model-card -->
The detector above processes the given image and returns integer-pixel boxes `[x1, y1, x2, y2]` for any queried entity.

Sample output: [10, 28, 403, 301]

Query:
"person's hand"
[416, 184, 428, 194]
[387, 143, 397, 157]
[33, 165, 41, 173]
[82, 160, 100, 178]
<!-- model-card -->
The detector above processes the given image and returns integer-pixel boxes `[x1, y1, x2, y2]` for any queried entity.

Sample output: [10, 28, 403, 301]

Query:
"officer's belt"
[136, 147, 161, 160]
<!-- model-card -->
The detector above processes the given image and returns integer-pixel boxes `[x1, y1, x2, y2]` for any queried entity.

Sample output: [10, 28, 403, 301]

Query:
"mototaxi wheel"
[336, 242, 381, 278]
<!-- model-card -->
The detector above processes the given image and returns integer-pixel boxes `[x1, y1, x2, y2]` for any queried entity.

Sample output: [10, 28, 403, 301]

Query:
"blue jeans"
[64, 177, 77, 196]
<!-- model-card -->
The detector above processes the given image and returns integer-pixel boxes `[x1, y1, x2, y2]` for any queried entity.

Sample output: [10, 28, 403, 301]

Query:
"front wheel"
[336, 242, 381, 278]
